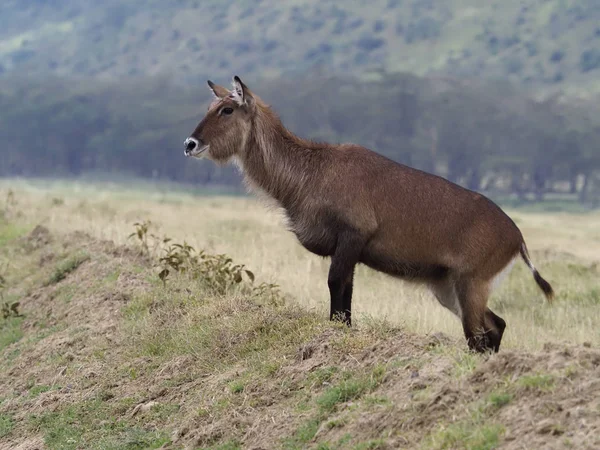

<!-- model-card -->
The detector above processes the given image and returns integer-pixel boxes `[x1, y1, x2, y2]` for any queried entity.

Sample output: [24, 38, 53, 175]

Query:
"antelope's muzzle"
[183, 137, 209, 158]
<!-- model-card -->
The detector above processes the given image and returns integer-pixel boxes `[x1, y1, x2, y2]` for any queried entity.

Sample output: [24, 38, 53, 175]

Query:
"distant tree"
[0, 72, 598, 204]
[580, 49, 600, 72]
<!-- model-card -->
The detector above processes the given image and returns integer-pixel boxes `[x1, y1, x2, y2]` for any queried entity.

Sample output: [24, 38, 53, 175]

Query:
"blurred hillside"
[1, 1, 600, 206]
[1, 0, 600, 95]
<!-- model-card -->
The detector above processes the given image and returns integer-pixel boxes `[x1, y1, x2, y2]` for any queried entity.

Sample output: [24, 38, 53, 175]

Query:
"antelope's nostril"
[185, 138, 197, 152]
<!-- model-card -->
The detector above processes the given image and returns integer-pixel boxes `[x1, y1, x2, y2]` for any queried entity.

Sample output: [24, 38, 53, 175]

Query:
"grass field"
[0, 177, 599, 449]
[2, 177, 599, 350]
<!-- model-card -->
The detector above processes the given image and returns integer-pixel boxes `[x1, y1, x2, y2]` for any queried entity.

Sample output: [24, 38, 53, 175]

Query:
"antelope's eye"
[222, 107, 234, 115]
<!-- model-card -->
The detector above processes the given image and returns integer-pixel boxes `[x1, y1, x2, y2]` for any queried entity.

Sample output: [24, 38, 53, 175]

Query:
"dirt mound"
[20, 225, 52, 251]
[309, 339, 600, 450]
[0, 227, 599, 450]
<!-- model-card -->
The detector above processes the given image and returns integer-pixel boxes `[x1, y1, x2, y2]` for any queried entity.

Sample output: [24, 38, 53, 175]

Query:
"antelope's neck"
[237, 118, 315, 209]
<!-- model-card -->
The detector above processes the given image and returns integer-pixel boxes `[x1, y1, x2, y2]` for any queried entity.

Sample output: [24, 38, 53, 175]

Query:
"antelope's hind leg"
[429, 275, 461, 318]
[485, 308, 506, 352]
[456, 277, 505, 353]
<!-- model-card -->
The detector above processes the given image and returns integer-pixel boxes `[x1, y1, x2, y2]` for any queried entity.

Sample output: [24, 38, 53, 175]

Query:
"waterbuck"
[183, 76, 554, 353]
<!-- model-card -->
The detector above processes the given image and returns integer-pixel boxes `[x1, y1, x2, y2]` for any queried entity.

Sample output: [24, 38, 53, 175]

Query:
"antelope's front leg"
[327, 232, 364, 326]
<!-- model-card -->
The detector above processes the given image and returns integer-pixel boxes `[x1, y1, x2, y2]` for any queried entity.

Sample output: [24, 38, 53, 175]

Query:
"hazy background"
[1, 0, 600, 207]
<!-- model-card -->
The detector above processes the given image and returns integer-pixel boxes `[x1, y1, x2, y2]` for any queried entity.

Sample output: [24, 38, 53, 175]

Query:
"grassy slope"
[2, 178, 599, 350]
[0, 180, 599, 449]
[0, 213, 599, 450]
[1, 1, 600, 95]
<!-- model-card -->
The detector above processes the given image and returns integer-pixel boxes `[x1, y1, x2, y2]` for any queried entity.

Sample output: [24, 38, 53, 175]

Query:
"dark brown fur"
[185, 76, 554, 353]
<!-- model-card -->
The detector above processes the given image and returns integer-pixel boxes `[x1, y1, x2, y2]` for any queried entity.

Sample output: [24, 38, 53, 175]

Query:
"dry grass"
[1, 197, 599, 449]
[1, 177, 599, 350]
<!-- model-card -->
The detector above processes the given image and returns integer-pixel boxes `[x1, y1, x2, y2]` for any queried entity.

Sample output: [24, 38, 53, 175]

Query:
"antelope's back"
[328, 144, 523, 271]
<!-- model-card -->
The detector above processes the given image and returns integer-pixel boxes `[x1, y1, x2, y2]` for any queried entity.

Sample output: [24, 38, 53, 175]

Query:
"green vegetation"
[316, 366, 386, 414]
[28, 385, 53, 398]
[424, 389, 512, 450]
[228, 381, 245, 394]
[354, 440, 386, 450]
[0, 317, 24, 352]
[284, 366, 387, 448]
[428, 422, 505, 450]
[487, 391, 512, 409]
[198, 441, 243, 450]
[28, 398, 170, 450]
[0, 413, 14, 438]
[0, 223, 26, 248]
[45, 253, 90, 286]
[1, 1, 600, 94]
[517, 373, 556, 392]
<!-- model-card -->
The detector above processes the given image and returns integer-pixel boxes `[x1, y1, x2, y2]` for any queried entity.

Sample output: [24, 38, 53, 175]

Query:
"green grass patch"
[0, 413, 14, 438]
[305, 366, 339, 388]
[316, 444, 333, 450]
[46, 252, 90, 285]
[104, 270, 121, 284]
[0, 316, 24, 351]
[228, 380, 245, 394]
[28, 397, 171, 449]
[517, 373, 555, 391]
[198, 440, 243, 450]
[282, 417, 321, 449]
[427, 422, 505, 450]
[317, 378, 368, 414]
[424, 387, 509, 449]
[29, 384, 53, 398]
[143, 402, 180, 422]
[284, 365, 387, 449]
[325, 416, 347, 429]
[0, 222, 28, 247]
[363, 395, 391, 407]
[487, 391, 512, 409]
[429, 344, 481, 378]
[122, 277, 327, 373]
[53, 283, 78, 303]
[354, 439, 387, 450]
[451, 351, 480, 377]
[317, 365, 385, 414]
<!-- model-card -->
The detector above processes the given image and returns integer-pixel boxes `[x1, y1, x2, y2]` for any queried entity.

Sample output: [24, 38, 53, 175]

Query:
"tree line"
[1, 72, 599, 206]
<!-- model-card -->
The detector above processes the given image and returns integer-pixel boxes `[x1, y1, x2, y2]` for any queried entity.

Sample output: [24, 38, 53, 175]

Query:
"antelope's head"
[184, 76, 256, 164]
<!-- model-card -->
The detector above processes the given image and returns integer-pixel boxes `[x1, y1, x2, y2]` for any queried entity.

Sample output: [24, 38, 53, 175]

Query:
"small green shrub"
[128, 220, 155, 255]
[157, 240, 254, 293]
[1, 301, 22, 319]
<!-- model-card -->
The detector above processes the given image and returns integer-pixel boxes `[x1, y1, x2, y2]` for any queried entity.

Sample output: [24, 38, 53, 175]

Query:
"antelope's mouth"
[184, 145, 209, 158]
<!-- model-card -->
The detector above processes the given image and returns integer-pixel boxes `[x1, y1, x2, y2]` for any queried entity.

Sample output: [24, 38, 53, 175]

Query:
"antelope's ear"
[231, 75, 253, 106]
[207, 80, 230, 99]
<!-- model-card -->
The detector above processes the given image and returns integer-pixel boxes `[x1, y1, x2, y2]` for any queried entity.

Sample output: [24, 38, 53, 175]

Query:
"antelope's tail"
[519, 242, 554, 302]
